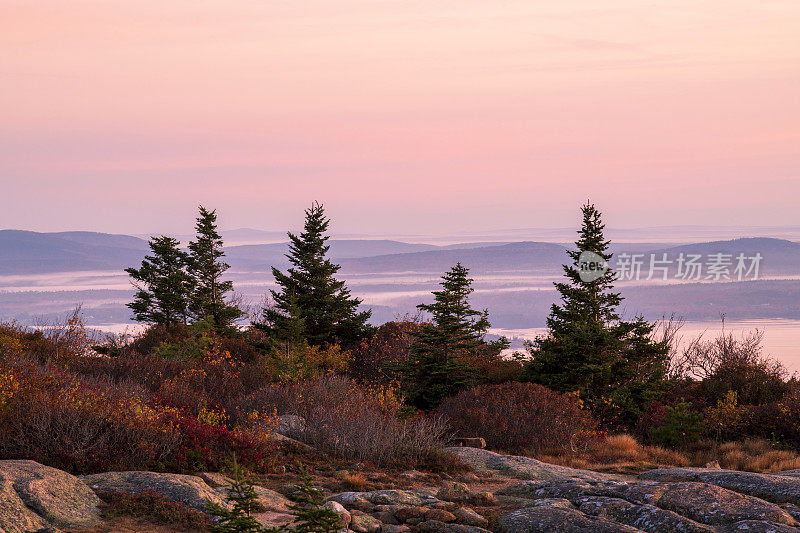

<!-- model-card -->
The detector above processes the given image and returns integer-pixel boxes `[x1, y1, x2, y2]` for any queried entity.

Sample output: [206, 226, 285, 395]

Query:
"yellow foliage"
[198, 403, 228, 427]
[237, 407, 279, 443]
[0, 371, 20, 409]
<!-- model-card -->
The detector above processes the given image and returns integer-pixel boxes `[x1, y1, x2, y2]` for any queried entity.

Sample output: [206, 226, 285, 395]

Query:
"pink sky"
[2, 1, 799, 235]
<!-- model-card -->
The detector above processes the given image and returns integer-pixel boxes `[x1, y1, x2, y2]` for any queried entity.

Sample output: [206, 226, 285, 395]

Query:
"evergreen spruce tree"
[265, 202, 372, 346]
[125, 235, 193, 325]
[187, 206, 243, 328]
[288, 467, 340, 533]
[268, 291, 308, 355]
[396, 263, 502, 410]
[522, 203, 669, 422]
[207, 455, 284, 533]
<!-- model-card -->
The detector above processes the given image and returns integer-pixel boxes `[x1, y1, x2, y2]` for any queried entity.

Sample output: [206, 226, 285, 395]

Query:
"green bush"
[650, 401, 705, 447]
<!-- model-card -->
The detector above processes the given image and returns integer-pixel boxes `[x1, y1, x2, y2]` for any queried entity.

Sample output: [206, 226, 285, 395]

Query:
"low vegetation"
[2, 201, 800, 531]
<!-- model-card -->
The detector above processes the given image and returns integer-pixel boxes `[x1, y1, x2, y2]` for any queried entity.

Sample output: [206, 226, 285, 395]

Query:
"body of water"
[491, 318, 800, 374]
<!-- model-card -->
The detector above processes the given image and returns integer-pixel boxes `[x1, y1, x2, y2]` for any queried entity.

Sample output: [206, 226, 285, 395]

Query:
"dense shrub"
[266, 343, 351, 383]
[128, 323, 194, 357]
[1, 313, 96, 364]
[170, 414, 277, 473]
[0, 352, 277, 474]
[650, 401, 705, 447]
[437, 382, 597, 454]
[741, 387, 800, 446]
[241, 376, 448, 467]
[349, 319, 422, 382]
[672, 329, 787, 406]
[156, 340, 245, 415]
[703, 390, 750, 441]
[129, 321, 261, 363]
[0, 363, 181, 473]
[68, 353, 187, 392]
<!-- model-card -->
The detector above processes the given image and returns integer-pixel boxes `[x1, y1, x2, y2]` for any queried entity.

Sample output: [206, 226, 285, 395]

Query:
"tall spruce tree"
[187, 206, 243, 328]
[126, 235, 193, 325]
[268, 291, 308, 356]
[396, 263, 501, 410]
[265, 202, 372, 346]
[522, 203, 669, 422]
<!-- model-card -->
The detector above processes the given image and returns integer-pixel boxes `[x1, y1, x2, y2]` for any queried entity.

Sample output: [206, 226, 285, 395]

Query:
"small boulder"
[350, 512, 382, 533]
[453, 507, 489, 528]
[437, 481, 470, 503]
[369, 489, 435, 506]
[450, 438, 487, 449]
[417, 519, 492, 533]
[468, 491, 494, 506]
[380, 525, 411, 533]
[424, 508, 457, 522]
[323, 500, 352, 529]
[328, 492, 374, 511]
[432, 501, 459, 511]
[395, 506, 428, 522]
[374, 510, 401, 524]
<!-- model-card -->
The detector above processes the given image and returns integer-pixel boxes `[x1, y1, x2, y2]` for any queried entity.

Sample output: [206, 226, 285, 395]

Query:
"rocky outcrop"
[82, 469, 296, 528]
[11, 451, 800, 533]
[640, 467, 800, 505]
[418, 520, 492, 533]
[496, 475, 800, 532]
[82, 470, 230, 512]
[498, 502, 643, 533]
[328, 489, 441, 509]
[326, 487, 491, 533]
[0, 460, 102, 532]
[444, 447, 616, 482]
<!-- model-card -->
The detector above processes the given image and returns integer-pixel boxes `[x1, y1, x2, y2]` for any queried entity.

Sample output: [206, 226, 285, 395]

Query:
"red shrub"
[168, 415, 277, 473]
[100, 489, 212, 529]
[437, 382, 597, 454]
[0, 363, 181, 473]
[0, 354, 275, 474]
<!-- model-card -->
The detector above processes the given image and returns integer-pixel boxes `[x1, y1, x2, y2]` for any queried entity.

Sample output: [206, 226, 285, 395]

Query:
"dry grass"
[336, 472, 373, 492]
[687, 439, 800, 473]
[537, 434, 800, 475]
[537, 433, 690, 474]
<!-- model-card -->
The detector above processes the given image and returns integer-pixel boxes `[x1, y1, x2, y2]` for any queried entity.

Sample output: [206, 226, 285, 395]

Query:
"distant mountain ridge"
[339, 241, 568, 274]
[2, 230, 798, 278]
[0, 230, 149, 274]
